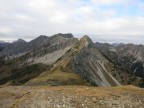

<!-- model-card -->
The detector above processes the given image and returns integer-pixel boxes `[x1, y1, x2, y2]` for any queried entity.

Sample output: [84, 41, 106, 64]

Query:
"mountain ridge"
[0, 33, 143, 87]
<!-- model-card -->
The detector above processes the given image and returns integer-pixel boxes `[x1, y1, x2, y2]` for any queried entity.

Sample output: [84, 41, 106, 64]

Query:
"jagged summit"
[80, 35, 95, 48]
[39, 35, 48, 37]
[80, 35, 93, 42]
[28, 35, 49, 48]
[16, 39, 27, 43]
[53, 33, 74, 38]
[30, 35, 49, 42]
[33, 35, 49, 41]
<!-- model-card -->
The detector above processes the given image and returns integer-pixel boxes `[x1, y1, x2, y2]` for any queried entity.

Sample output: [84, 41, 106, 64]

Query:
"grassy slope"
[27, 64, 87, 85]
[26, 40, 89, 86]
[0, 62, 49, 85]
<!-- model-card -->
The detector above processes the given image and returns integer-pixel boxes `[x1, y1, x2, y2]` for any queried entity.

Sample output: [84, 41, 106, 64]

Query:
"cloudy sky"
[0, 0, 144, 43]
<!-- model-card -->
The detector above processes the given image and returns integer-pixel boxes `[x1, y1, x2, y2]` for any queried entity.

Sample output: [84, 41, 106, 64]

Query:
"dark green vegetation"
[0, 60, 49, 85]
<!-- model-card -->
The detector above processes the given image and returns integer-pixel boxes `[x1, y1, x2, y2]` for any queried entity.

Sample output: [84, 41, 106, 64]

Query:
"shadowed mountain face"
[68, 36, 120, 86]
[95, 42, 144, 87]
[52, 33, 74, 38]
[0, 36, 50, 59]
[0, 34, 143, 87]
[0, 41, 10, 51]
[0, 39, 27, 59]
[0, 34, 74, 60]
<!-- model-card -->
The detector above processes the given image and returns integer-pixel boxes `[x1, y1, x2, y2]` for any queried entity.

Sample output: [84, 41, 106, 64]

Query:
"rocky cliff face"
[0, 39, 27, 59]
[0, 36, 50, 59]
[20, 35, 78, 66]
[95, 42, 144, 87]
[69, 36, 120, 86]
[0, 34, 74, 60]
[115, 44, 144, 79]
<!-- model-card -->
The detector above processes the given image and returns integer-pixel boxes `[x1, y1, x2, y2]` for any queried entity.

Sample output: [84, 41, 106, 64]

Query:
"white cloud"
[0, 0, 143, 44]
[91, 0, 121, 4]
[0, 27, 12, 34]
[91, 0, 136, 5]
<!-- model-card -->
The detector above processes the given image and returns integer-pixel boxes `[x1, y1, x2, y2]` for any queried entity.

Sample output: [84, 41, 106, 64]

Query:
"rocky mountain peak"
[53, 33, 74, 38]
[80, 35, 95, 48]
[29, 35, 49, 47]
[80, 35, 92, 41]
[31, 35, 49, 42]
[37, 35, 49, 39]
[16, 39, 27, 43]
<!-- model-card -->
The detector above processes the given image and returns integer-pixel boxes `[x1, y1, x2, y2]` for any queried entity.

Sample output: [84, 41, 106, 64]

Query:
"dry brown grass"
[0, 85, 144, 108]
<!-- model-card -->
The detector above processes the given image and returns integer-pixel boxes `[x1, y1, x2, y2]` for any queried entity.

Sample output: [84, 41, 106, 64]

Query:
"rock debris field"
[0, 85, 144, 108]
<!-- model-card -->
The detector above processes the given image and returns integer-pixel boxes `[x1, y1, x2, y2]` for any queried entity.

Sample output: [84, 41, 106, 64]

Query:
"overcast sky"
[0, 0, 144, 44]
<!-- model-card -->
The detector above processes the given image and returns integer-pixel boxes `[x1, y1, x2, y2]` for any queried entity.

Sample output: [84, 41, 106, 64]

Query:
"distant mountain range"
[89, 35, 144, 44]
[0, 33, 143, 87]
[0, 41, 10, 51]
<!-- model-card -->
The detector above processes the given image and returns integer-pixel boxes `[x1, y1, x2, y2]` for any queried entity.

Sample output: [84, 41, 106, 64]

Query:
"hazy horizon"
[0, 33, 144, 45]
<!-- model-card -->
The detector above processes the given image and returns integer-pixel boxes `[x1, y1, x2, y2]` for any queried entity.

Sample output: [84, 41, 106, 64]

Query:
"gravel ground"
[0, 85, 144, 108]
